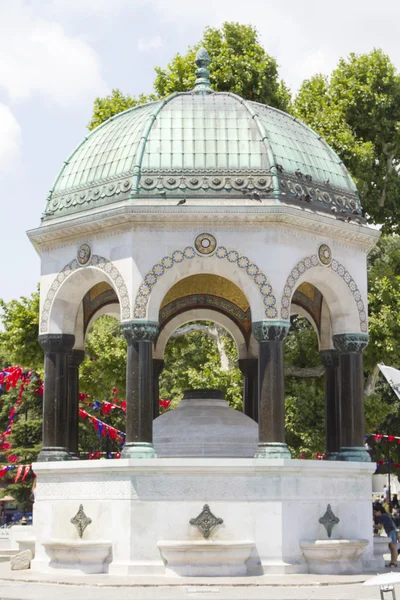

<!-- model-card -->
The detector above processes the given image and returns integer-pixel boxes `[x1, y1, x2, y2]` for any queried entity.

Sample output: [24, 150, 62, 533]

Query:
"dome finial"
[194, 47, 212, 93]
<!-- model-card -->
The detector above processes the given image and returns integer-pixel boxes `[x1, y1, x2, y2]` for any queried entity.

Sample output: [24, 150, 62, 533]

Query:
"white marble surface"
[31, 459, 375, 576]
[300, 540, 369, 575]
[153, 397, 258, 457]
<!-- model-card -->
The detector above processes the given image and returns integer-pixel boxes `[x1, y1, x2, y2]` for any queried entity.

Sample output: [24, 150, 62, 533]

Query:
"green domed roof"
[43, 50, 361, 222]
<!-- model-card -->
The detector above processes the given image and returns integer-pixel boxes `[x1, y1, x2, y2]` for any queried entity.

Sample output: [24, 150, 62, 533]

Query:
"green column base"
[326, 452, 339, 461]
[336, 446, 371, 462]
[121, 443, 157, 459]
[37, 447, 74, 462]
[254, 443, 291, 459]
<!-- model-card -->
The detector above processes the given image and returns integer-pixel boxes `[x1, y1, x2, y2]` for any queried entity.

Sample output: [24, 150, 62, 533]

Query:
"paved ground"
[0, 563, 397, 600]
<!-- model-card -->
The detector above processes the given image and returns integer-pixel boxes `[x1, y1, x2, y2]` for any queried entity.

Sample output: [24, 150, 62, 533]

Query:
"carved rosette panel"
[280, 253, 367, 333]
[133, 245, 277, 319]
[280, 176, 361, 215]
[40, 254, 130, 333]
[45, 174, 133, 216]
[139, 170, 273, 194]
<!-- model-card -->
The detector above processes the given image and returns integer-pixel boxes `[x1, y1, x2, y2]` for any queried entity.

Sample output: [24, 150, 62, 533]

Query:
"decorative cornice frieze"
[27, 204, 381, 255]
[252, 320, 290, 342]
[332, 333, 369, 353]
[121, 321, 159, 342]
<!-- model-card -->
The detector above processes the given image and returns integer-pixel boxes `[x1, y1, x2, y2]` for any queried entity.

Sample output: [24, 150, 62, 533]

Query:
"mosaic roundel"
[318, 244, 332, 266]
[195, 233, 217, 255]
[77, 243, 91, 265]
[280, 254, 367, 332]
[133, 245, 278, 320]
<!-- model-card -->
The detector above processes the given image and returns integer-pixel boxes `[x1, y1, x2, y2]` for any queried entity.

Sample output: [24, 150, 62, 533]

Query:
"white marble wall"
[31, 459, 375, 576]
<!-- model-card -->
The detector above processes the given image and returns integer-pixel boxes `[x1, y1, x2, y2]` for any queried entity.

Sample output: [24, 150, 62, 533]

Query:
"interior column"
[38, 333, 75, 461]
[238, 358, 258, 422]
[153, 359, 164, 419]
[66, 349, 85, 457]
[333, 333, 370, 462]
[122, 321, 159, 458]
[320, 349, 340, 460]
[252, 321, 291, 458]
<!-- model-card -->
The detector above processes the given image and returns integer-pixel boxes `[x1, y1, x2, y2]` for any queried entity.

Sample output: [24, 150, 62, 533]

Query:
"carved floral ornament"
[280, 246, 367, 333]
[40, 253, 130, 333]
[133, 241, 278, 320]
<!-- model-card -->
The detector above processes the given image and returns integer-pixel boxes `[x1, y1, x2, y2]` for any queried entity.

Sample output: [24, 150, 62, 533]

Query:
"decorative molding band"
[332, 333, 369, 354]
[252, 320, 290, 342]
[38, 333, 75, 354]
[40, 254, 130, 334]
[319, 349, 339, 368]
[121, 320, 159, 342]
[280, 254, 367, 333]
[133, 245, 277, 320]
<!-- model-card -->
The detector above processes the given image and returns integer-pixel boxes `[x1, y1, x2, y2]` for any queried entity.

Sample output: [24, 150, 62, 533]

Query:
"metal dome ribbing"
[43, 49, 361, 222]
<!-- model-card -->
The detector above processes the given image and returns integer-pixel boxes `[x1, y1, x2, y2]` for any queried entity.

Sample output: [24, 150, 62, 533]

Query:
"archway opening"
[159, 319, 243, 412]
[284, 312, 326, 459]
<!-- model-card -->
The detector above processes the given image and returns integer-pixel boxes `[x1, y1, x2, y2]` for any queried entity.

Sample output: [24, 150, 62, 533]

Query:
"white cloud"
[0, 2, 107, 107]
[137, 36, 163, 53]
[0, 104, 22, 173]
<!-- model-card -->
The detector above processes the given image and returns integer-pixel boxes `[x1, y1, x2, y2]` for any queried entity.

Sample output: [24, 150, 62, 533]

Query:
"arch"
[280, 254, 367, 334]
[133, 245, 277, 322]
[154, 308, 248, 360]
[40, 254, 130, 334]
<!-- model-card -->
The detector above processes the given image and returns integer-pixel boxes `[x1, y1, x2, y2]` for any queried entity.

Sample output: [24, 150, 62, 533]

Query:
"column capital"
[319, 349, 339, 368]
[38, 333, 75, 354]
[333, 333, 369, 354]
[121, 320, 159, 342]
[252, 320, 290, 342]
[67, 349, 85, 368]
[238, 358, 258, 377]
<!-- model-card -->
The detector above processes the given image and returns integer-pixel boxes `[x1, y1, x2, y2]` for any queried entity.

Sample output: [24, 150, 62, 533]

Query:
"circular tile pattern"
[318, 244, 332, 266]
[77, 243, 91, 265]
[195, 233, 217, 255]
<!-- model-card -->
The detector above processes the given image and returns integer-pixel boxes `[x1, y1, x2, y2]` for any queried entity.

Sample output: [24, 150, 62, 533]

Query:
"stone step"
[0, 549, 19, 562]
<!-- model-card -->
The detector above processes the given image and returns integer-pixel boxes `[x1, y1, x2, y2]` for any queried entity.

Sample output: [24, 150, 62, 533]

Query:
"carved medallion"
[195, 233, 217, 256]
[70, 504, 92, 538]
[77, 244, 91, 265]
[318, 504, 339, 538]
[190, 504, 223, 539]
[318, 244, 332, 266]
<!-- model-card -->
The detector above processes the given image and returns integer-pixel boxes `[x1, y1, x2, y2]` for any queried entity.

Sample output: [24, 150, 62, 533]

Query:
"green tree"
[0, 290, 42, 371]
[294, 49, 400, 231]
[88, 22, 291, 131]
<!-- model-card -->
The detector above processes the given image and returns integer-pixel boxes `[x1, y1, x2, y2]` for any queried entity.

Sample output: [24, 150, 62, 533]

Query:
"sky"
[1, 0, 400, 303]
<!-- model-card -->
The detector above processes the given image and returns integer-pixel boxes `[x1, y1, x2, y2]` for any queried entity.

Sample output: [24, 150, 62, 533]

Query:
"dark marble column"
[153, 359, 164, 420]
[333, 333, 370, 462]
[252, 321, 291, 458]
[320, 349, 340, 460]
[238, 358, 258, 422]
[121, 321, 159, 458]
[38, 334, 75, 461]
[66, 349, 85, 457]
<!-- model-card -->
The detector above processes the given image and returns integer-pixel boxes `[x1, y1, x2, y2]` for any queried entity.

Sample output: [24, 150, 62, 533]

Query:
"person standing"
[374, 503, 398, 568]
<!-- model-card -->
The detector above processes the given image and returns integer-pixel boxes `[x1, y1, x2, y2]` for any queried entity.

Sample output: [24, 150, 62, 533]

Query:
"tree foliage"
[295, 49, 400, 232]
[0, 289, 42, 372]
[88, 22, 291, 131]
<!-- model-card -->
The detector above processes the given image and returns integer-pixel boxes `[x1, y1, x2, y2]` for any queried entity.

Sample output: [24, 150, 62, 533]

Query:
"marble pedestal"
[31, 459, 375, 576]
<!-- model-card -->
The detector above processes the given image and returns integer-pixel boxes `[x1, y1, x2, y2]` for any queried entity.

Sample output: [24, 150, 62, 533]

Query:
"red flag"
[14, 465, 23, 482]
[21, 465, 30, 482]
